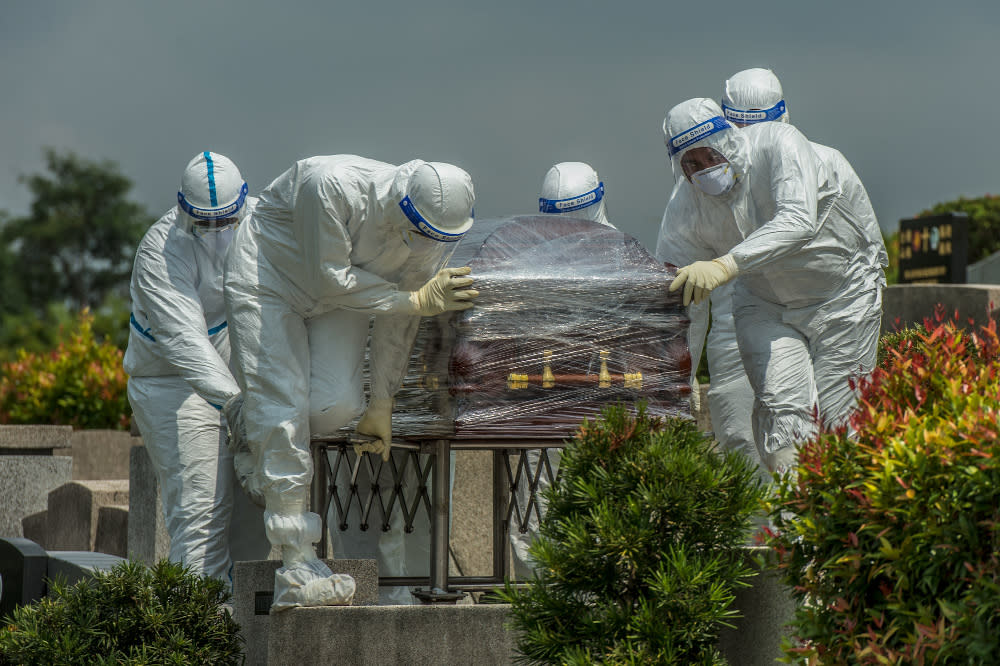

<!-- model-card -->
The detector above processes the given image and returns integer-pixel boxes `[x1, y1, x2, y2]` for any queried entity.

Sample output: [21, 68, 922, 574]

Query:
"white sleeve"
[295, 175, 409, 312]
[369, 314, 422, 400]
[729, 128, 822, 272]
[131, 240, 240, 407]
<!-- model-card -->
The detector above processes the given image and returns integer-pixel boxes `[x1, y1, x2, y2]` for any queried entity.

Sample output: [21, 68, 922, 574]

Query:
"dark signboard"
[897, 213, 968, 284]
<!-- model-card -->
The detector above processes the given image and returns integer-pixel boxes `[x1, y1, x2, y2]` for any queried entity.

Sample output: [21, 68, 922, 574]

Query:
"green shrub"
[0, 308, 130, 429]
[500, 403, 768, 665]
[0, 559, 242, 665]
[876, 322, 927, 367]
[764, 317, 1000, 664]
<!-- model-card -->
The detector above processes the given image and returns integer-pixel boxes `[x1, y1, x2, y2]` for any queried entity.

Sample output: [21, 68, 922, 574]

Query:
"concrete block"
[46, 551, 124, 587]
[234, 558, 378, 666]
[717, 548, 796, 666]
[967, 250, 1000, 284]
[127, 444, 169, 564]
[0, 537, 48, 617]
[0, 455, 72, 538]
[20, 511, 47, 550]
[267, 604, 515, 666]
[95, 505, 129, 558]
[450, 450, 494, 578]
[55, 429, 134, 480]
[46, 480, 129, 552]
[882, 283, 1000, 334]
[0, 425, 73, 452]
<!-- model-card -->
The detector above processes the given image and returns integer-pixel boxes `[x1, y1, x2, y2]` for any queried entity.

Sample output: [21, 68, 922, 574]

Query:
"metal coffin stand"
[311, 436, 565, 603]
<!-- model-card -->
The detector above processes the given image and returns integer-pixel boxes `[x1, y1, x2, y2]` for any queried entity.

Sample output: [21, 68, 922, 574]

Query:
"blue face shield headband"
[398, 196, 470, 242]
[177, 182, 248, 220]
[666, 116, 734, 157]
[538, 183, 604, 214]
[721, 100, 786, 125]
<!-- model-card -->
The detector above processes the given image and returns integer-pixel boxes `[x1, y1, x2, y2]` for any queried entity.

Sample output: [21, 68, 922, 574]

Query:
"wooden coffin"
[387, 215, 691, 439]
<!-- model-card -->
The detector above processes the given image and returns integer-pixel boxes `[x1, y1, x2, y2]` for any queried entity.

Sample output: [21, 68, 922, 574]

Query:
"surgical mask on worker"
[690, 163, 736, 196]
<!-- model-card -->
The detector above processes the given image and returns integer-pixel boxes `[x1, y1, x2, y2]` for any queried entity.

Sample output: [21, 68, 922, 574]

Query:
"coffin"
[356, 215, 690, 440]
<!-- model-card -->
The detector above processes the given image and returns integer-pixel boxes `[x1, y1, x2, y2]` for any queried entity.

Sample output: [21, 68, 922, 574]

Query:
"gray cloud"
[1, 1, 996, 252]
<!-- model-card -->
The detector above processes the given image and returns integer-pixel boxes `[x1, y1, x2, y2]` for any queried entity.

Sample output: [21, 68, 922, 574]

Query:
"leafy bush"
[0, 308, 130, 429]
[501, 403, 768, 665]
[0, 296, 131, 363]
[764, 316, 1000, 664]
[0, 559, 243, 665]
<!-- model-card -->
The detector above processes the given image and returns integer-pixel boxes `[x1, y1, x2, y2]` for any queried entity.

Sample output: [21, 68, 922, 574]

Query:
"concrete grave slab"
[0, 537, 48, 617]
[0, 456, 72, 538]
[234, 558, 378, 666]
[46, 480, 129, 552]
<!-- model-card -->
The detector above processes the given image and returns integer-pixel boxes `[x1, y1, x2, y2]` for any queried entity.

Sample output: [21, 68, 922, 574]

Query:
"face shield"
[721, 99, 787, 127]
[539, 181, 604, 212]
[177, 151, 249, 255]
[721, 68, 789, 127]
[178, 181, 249, 232]
[662, 98, 748, 193]
[538, 162, 612, 226]
[395, 161, 476, 270]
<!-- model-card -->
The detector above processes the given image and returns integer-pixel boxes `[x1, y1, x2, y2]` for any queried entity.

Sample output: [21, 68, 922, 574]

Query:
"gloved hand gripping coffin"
[368, 216, 691, 439]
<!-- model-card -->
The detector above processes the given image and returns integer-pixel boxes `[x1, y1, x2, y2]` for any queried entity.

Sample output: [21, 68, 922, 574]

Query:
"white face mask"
[690, 163, 736, 196]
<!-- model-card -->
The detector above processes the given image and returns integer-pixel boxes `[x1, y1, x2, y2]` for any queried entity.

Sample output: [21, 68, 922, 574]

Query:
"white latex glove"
[355, 397, 394, 461]
[669, 254, 739, 306]
[407, 266, 478, 316]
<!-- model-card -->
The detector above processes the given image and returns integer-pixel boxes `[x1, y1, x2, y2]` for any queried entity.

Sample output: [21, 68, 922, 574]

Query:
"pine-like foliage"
[0, 559, 243, 665]
[501, 403, 768, 665]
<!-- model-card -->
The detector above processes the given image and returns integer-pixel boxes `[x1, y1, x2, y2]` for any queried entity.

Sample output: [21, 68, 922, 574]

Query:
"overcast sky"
[2, 1, 996, 252]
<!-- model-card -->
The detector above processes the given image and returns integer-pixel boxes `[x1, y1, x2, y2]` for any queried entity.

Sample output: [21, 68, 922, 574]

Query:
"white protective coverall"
[508, 162, 618, 577]
[124, 151, 270, 587]
[656, 99, 884, 475]
[224, 155, 476, 609]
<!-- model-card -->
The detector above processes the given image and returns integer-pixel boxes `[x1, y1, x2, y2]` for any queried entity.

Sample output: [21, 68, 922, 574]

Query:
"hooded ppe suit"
[124, 151, 270, 587]
[538, 162, 614, 227]
[224, 155, 476, 609]
[508, 163, 618, 577]
[656, 99, 884, 476]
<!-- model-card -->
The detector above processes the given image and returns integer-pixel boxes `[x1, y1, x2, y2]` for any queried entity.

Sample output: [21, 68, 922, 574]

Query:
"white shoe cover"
[271, 558, 356, 612]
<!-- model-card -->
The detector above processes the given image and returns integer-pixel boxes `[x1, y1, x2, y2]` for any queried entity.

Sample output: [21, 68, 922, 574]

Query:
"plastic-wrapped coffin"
[387, 215, 692, 439]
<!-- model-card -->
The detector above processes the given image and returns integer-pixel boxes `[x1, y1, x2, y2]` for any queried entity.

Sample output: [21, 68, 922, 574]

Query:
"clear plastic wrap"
[331, 215, 691, 440]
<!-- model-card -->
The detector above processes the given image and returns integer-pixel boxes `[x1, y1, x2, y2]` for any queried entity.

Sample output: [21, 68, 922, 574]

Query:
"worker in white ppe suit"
[507, 161, 618, 578]
[678, 68, 888, 482]
[223, 155, 478, 610]
[656, 98, 884, 477]
[124, 151, 271, 589]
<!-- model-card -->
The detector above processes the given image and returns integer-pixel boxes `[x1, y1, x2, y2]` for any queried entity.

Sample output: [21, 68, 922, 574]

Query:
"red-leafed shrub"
[0, 309, 130, 429]
[764, 313, 1000, 664]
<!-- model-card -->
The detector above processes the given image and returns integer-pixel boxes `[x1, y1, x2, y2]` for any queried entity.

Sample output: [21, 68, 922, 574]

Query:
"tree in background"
[919, 194, 1000, 264]
[882, 228, 899, 285]
[2, 148, 150, 312]
[0, 148, 151, 357]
